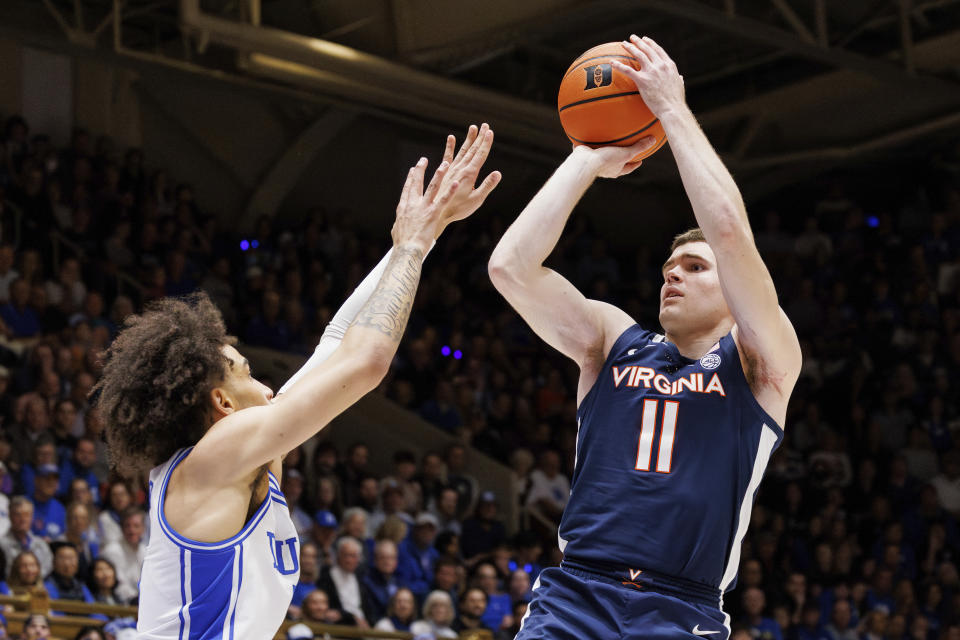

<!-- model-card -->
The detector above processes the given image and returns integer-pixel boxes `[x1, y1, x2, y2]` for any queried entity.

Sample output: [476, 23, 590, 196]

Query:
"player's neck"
[664, 320, 732, 359]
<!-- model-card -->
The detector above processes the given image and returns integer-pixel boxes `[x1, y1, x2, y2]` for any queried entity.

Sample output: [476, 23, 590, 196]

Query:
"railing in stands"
[0, 592, 494, 640]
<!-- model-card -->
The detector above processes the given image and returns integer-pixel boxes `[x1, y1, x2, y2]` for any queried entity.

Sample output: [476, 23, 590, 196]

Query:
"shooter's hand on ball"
[572, 135, 657, 179]
[612, 35, 686, 118]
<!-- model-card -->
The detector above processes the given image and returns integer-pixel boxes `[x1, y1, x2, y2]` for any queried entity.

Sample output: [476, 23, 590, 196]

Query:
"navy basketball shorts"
[516, 565, 731, 640]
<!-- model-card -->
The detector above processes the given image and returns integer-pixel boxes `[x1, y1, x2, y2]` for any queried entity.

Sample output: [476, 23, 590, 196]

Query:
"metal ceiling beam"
[769, 0, 817, 45]
[241, 107, 357, 226]
[814, 0, 828, 48]
[177, 0, 557, 136]
[637, 0, 960, 96]
[699, 26, 960, 127]
[737, 108, 960, 170]
[405, 0, 960, 97]
[899, 0, 916, 74]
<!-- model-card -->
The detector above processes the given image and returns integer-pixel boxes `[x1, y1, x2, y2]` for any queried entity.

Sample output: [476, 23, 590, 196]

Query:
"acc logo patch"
[699, 353, 721, 370]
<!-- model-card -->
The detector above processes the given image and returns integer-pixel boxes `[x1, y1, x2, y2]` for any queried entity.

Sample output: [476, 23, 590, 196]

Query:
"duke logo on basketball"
[267, 531, 300, 576]
[584, 64, 613, 89]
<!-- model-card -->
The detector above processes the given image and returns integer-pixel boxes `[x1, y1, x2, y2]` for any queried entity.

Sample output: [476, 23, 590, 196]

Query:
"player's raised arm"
[276, 125, 501, 396]
[613, 36, 801, 397]
[488, 138, 654, 398]
[197, 132, 499, 479]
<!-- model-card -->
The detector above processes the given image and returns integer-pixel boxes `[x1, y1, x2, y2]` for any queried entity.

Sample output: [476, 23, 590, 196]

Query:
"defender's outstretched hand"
[392, 157, 459, 253]
[612, 35, 686, 118]
[434, 123, 502, 237]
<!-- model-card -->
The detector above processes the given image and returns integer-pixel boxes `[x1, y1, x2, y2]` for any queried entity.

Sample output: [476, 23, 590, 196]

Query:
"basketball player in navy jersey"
[94, 125, 500, 639]
[489, 37, 802, 639]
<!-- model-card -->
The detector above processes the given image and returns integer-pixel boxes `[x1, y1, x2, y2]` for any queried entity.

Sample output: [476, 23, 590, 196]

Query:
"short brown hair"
[669, 228, 706, 252]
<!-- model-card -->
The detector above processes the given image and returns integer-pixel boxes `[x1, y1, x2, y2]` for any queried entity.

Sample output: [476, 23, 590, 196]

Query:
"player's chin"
[658, 304, 682, 326]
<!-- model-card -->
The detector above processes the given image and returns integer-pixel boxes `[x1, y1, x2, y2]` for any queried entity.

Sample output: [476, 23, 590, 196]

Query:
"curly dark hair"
[93, 292, 235, 479]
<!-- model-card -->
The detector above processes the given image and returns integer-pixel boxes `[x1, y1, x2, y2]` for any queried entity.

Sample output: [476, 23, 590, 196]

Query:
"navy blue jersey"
[561, 325, 783, 594]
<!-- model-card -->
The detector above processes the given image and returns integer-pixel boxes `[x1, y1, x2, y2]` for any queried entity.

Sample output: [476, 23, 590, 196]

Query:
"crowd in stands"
[0, 110, 958, 640]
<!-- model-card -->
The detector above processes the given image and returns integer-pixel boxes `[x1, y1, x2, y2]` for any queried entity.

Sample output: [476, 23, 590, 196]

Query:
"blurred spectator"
[743, 586, 783, 640]
[0, 278, 40, 339]
[51, 400, 79, 460]
[362, 539, 403, 623]
[299, 589, 341, 625]
[861, 605, 890, 640]
[339, 443, 370, 507]
[98, 482, 132, 547]
[496, 600, 528, 640]
[473, 561, 511, 631]
[19, 435, 57, 500]
[461, 492, 506, 561]
[444, 444, 477, 517]
[313, 475, 342, 521]
[9, 399, 52, 470]
[20, 614, 51, 640]
[506, 567, 531, 603]
[44, 258, 86, 314]
[431, 486, 462, 537]
[398, 512, 440, 600]
[374, 586, 417, 632]
[421, 381, 463, 432]
[54, 502, 98, 581]
[281, 470, 311, 542]
[932, 451, 960, 517]
[87, 557, 123, 605]
[44, 541, 94, 602]
[452, 587, 491, 633]
[57, 438, 99, 506]
[369, 481, 413, 536]
[416, 452, 446, 512]
[316, 536, 374, 627]
[7, 550, 45, 595]
[0, 497, 52, 578]
[382, 450, 423, 514]
[30, 463, 65, 539]
[99, 508, 145, 602]
[524, 449, 569, 525]
[73, 626, 106, 640]
[290, 541, 320, 615]
[431, 557, 461, 609]
[311, 510, 338, 566]
[0, 246, 18, 304]
[410, 590, 457, 639]
[824, 599, 857, 640]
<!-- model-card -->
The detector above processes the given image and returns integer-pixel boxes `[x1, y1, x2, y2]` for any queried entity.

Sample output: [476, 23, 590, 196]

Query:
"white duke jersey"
[137, 448, 301, 639]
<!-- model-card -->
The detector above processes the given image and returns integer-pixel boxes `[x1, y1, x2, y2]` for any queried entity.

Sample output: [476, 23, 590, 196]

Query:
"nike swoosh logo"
[693, 626, 720, 636]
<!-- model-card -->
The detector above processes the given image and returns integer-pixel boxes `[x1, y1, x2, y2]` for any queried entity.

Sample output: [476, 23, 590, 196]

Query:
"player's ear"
[209, 386, 236, 417]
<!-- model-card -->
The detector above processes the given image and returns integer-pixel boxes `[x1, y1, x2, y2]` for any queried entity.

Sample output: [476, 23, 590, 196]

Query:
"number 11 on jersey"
[635, 399, 678, 473]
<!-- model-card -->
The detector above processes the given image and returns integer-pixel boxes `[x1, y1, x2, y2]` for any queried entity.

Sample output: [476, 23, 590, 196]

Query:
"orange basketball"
[558, 42, 667, 160]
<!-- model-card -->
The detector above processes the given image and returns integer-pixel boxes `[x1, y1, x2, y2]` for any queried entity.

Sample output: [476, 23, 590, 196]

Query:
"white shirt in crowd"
[330, 565, 365, 624]
[932, 473, 960, 515]
[525, 469, 570, 510]
[101, 539, 146, 602]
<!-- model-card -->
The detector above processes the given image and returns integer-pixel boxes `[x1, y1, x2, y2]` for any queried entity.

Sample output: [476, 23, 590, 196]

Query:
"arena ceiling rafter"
[3, 0, 960, 201]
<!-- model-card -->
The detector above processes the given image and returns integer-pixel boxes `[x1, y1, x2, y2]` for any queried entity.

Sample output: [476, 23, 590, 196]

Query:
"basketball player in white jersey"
[93, 125, 500, 639]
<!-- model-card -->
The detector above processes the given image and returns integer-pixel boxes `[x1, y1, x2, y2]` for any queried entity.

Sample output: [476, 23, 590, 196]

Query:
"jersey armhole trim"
[156, 448, 273, 552]
[576, 323, 646, 415]
[723, 334, 785, 440]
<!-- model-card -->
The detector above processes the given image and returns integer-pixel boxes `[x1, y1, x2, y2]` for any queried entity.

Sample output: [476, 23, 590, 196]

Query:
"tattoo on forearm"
[352, 246, 423, 341]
